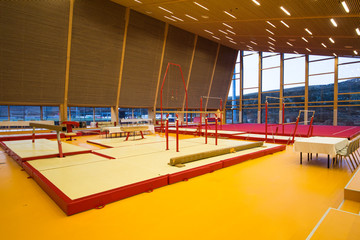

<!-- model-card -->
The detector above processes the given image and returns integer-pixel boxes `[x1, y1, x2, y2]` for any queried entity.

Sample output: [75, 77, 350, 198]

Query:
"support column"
[305, 55, 309, 124]
[62, 0, 75, 122]
[239, 51, 243, 123]
[111, 106, 117, 124]
[115, 7, 130, 125]
[279, 53, 284, 124]
[333, 56, 338, 126]
[257, 52, 262, 124]
[205, 43, 221, 110]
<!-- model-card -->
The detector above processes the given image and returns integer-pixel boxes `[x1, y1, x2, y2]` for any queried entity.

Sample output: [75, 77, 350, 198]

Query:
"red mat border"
[4, 141, 285, 216]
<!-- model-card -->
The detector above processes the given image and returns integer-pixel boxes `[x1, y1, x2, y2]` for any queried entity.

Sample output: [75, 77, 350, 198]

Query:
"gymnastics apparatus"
[264, 96, 315, 144]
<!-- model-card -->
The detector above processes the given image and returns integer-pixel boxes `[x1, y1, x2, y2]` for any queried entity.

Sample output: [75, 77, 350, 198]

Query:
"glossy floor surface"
[0, 134, 353, 240]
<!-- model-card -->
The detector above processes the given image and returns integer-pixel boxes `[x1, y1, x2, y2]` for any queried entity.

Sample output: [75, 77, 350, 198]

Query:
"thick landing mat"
[11, 137, 285, 215]
[0, 139, 91, 164]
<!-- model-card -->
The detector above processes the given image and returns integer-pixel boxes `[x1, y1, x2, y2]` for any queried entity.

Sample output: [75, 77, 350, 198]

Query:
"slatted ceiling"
[156, 25, 195, 109]
[207, 46, 237, 109]
[113, 0, 360, 57]
[186, 37, 218, 109]
[119, 10, 165, 107]
[0, 1, 69, 104]
[68, 0, 125, 106]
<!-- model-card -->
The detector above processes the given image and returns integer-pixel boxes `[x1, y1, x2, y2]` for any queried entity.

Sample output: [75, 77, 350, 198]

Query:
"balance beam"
[120, 126, 149, 141]
[29, 122, 67, 157]
[29, 123, 67, 132]
[169, 141, 264, 166]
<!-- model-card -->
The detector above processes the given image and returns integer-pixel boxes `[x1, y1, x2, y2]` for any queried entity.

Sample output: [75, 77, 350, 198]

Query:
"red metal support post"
[292, 116, 300, 144]
[265, 101, 268, 142]
[176, 114, 179, 152]
[205, 116, 208, 144]
[307, 115, 314, 137]
[165, 114, 169, 150]
[282, 102, 285, 135]
[215, 114, 218, 146]
[32, 127, 35, 143]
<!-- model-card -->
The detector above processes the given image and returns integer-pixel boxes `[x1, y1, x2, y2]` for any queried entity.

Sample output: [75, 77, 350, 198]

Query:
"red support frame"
[160, 63, 188, 130]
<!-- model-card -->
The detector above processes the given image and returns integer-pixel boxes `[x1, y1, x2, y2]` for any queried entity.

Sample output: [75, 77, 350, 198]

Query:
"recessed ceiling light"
[280, 21, 289, 28]
[294, 51, 299, 54]
[321, 43, 327, 48]
[356, 28, 360, 36]
[329, 37, 335, 43]
[333, 53, 337, 57]
[212, 36, 220, 40]
[230, 40, 237, 44]
[266, 21, 276, 28]
[302, 37, 308, 42]
[266, 29, 274, 35]
[171, 16, 184, 21]
[341, 1, 350, 13]
[250, 41, 257, 45]
[134, 0, 142, 3]
[225, 36, 234, 40]
[252, 0, 261, 6]
[219, 29, 228, 35]
[224, 11, 237, 19]
[158, 6, 173, 14]
[305, 28, 312, 35]
[269, 46, 275, 50]
[306, 48, 311, 52]
[222, 23, 233, 29]
[226, 29, 236, 35]
[280, 6, 291, 16]
[185, 14, 198, 21]
[201, 15, 209, 19]
[354, 50, 358, 55]
[194, 2, 209, 11]
[268, 41, 275, 45]
[268, 37, 276, 42]
[286, 42, 293, 46]
[164, 16, 176, 22]
[204, 30, 214, 34]
[269, 49, 274, 52]
[330, 19, 337, 27]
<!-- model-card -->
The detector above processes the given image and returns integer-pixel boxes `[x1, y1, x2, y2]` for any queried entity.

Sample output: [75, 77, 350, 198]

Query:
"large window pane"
[242, 108, 257, 123]
[243, 52, 259, 89]
[309, 58, 334, 75]
[42, 106, 59, 121]
[95, 107, 111, 122]
[284, 56, 305, 84]
[338, 106, 360, 126]
[284, 84, 305, 97]
[309, 107, 333, 125]
[70, 107, 93, 124]
[338, 62, 360, 79]
[0, 106, 8, 121]
[262, 54, 280, 69]
[262, 68, 280, 91]
[309, 74, 334, 104]
[309, 55, 334, 61]
[10, 106, 41, 121]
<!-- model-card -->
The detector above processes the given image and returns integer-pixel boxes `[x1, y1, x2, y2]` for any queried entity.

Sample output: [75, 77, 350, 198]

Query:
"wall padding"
[0, 0, 69, 104]
[156, 26, 195, 109]
[119, 10, 165, 108]
[187, 37, 218, 109]
[207, 45, 238, 109]
[68, 0, 125, 106]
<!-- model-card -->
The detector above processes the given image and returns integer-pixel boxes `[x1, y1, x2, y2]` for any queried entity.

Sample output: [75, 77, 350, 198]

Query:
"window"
[42, 106, 59, 121]
[0, 106, 9, 121]
[95, 107, 111, 122]
[69, 107, 94, 124]
[9, 106, 41, 121]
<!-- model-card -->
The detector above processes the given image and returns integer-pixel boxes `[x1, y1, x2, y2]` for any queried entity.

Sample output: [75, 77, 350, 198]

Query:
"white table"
[294, 137, 349, 168]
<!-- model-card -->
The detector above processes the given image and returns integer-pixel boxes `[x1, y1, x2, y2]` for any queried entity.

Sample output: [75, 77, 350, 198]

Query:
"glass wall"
[69, 107, 112, 124]
[120, 108, 148, 119]
[242, 51, 259, 123]
[337, 57, 360, 125]
[0, 106, 9, 121]
[226, 50, 360, 126]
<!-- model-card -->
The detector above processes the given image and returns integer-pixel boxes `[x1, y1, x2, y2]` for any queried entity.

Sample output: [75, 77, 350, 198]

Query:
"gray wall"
[0, 0, 237, 109]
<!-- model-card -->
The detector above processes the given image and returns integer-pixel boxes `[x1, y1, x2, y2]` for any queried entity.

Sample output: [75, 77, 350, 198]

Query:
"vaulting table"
[294, 136, 349, 168]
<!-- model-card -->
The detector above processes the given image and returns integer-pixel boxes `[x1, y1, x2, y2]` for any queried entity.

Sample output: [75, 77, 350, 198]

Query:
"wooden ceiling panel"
[111, 0, 360, 57]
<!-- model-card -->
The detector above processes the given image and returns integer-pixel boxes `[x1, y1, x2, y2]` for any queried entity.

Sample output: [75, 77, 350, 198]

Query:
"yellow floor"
[0, 134, 353, 240]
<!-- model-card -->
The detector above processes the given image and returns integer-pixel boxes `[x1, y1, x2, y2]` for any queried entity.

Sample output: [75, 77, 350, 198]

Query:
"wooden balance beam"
[120, 126, 149, 141]
[29, 123, 67, 157]
[169, 141, 264, 167]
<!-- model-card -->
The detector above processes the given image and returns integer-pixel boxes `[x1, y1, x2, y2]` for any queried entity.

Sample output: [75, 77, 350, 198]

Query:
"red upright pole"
[265, 101, 268, 142]
[165, 115, 169, 150]
[220, 99, 223, 130]
[307, 115, 314, 137]
[160, 63, 171, 132]
[215, 114, 218, 146]
[292, 116, 300, 144]
[282, 102, 285, 135]
[176, 114, 179, 152]
[32, 127, 35, 143]
[200, 97, 203, 135]
[205, 117, 208, 144]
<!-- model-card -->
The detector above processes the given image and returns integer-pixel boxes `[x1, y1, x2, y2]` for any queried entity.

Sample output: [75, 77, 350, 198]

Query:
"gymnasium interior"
[1, 0, 360, 239]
